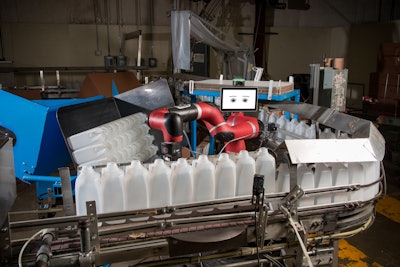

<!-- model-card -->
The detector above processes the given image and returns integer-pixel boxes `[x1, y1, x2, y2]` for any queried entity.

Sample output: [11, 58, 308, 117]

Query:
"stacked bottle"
[67, 112, 158, 166]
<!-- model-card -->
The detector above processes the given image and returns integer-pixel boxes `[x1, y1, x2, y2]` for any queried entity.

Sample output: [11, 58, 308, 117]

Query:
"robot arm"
[148, 102, 262, 159]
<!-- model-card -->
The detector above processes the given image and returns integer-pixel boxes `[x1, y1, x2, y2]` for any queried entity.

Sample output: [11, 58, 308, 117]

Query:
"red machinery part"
[148, 102, 261, 155]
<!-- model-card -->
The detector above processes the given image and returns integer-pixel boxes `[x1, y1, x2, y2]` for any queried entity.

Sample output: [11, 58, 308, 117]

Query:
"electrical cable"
[287, 216, 313, 267]
[218, 131, 261, 155]
[263, 254, 285, 267]
[380, 161, 387, 198]
[18, 229, 46, 267]
[308, 215, 374, 242]
[182, 130, 195, 157]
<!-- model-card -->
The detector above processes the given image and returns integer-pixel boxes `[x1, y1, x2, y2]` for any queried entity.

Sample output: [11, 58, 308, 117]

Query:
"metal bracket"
[0, 217, 11, 265]
[85, 201, 100, 253]
[280, 186, 314, 266]
[257, 202, 269, 248]
[38, 188, 56, 219]
[251, 174, 269, 248]
[280, 185, 304, 220]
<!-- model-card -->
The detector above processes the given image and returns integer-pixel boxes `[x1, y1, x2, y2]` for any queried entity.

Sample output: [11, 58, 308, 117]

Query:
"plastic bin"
[57, 79, 175, 168]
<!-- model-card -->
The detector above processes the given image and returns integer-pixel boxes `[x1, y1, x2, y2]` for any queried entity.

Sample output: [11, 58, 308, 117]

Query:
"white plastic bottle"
[314, 163, 332, 205]
[296, 164, 315, 207]
[348, 162, 364, 201]
[258, 107, 269, 127]
[319, 128, 336, 139]
[276, 163, 290, 193]
[193, 155, 216, 202]
[67, 127, 108, 151]
[285, 118, 299, 140]
[72, 143, 111, 165]
[130, 124, 151, 140]
[331, 163, 349, 203]
[124, 160, 149, 211]
[295, 120, 308, 138]
[134, 134, 156, 156]
[276, 115, 288, 139]
[236, 150, 256, 196]
[305, 123, 317, 139]
[268, 112, 278, 123]
[255, 147, 276, 194]
[75, 165, 101, 216]
[139, 145, 159, 162]
[99, 162, 125, 224]
[123, 112, 147, 129]
[215, 153, 236, 199]
[147, 158, 172, 208]
[170, 158, 194, 205]
[362, 161, 380, 201]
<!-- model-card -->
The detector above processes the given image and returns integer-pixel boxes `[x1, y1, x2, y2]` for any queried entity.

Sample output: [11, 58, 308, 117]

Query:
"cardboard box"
[379, 42, 400, 57]
[79, 72, 141, 98]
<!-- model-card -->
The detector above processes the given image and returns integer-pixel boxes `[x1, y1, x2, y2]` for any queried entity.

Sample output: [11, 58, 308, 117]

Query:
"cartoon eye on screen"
[220, 87, 258, 111]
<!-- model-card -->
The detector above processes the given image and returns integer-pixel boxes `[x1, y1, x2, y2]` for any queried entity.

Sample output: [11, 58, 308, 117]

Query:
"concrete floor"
[338, 159, 400, 267]
[7, 158, 400, 266]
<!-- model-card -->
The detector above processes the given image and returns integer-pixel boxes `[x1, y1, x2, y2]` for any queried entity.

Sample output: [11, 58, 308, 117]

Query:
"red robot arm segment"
[148, 108, 183, 143]
[148, 102, 262, 156]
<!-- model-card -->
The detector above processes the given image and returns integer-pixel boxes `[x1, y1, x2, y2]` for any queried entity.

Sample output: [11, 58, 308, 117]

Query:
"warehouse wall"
[0, 0, 398, 96]
[3, 20, 396, 94]
[347, 20, 400, 90]
[267, 21, 400, 95]
[2, 22, 173, 87]
[266, 26, 345, 80]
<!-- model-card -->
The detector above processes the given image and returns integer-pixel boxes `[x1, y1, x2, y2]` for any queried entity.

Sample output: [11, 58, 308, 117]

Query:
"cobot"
[148, 101, 262, 159]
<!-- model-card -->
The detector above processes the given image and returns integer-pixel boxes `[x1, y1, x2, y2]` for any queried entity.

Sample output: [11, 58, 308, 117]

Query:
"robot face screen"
[220, 87, 258, 111]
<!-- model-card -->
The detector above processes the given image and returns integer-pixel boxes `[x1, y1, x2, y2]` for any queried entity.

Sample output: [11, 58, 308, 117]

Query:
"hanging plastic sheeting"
[171, 10, 254, 79]
[171, 10, 191, 71]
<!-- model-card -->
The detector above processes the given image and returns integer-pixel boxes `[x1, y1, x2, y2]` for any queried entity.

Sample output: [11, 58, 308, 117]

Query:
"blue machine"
[0, 89, 103, 198]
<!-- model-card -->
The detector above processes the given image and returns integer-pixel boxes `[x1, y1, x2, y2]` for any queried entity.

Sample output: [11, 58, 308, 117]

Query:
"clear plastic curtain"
[171, 10, 191, 70]
[171, 10, 254, 78]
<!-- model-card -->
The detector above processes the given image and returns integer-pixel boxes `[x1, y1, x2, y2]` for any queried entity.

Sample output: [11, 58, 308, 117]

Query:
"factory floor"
[8, 158, 400, 267]
[337, 159, 400, 267]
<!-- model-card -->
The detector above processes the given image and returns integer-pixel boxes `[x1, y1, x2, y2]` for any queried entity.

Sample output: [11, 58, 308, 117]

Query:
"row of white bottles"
[264, 112, 317, 140]
[75, 149, 278, 221]
[258, 109, 356, 141]
[67, 112, 158, 165]
[296, 161, 380, 207]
